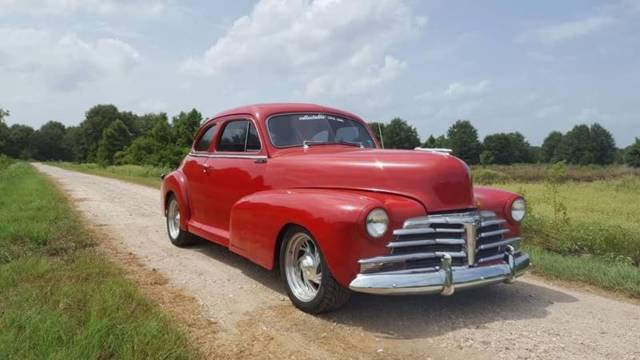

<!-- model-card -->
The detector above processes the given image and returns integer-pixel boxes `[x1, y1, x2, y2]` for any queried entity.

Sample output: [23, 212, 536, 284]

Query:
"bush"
[472, 168, 512, 185]
[0, 154, 13, 171]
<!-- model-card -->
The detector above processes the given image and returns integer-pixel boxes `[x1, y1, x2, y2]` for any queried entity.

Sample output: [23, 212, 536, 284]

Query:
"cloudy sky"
[1, 0, 638, 146]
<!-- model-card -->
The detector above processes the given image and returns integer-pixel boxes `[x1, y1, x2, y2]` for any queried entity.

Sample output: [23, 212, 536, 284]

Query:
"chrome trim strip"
[189, 152, 267, 160]
[476, 237, 521, 251]
[480, 219, 507, 227]
[478, 228, 509, 238]
[464, 221, 478, 265]
[358, 251, 467, 265]
[386, 238, 465, 248]
[392, 227, 465, 236]
[476, 253, 505, 263]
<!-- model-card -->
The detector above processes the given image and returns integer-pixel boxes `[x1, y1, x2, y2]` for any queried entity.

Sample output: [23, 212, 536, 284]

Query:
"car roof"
[209, 103, 365, 123]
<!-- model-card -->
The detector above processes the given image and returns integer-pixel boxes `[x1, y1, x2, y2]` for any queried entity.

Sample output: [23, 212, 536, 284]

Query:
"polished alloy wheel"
[167, 198, 181, 240]
[284, 232, 323, 302]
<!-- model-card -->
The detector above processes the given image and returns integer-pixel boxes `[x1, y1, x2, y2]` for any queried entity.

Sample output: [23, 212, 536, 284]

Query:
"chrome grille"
[358, 210, 521, 275]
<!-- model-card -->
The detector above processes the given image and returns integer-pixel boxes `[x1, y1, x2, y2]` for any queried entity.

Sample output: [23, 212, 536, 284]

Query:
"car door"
[182, 122, 217, 225]
[206, 118, 267, 238]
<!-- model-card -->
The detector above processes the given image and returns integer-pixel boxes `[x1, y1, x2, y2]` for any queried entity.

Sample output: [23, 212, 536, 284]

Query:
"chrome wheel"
[167, 198, 181, 240]
[284, 232, 322, 302]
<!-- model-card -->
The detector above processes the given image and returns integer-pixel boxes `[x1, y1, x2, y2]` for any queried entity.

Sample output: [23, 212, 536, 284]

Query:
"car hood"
[266, 148, 474, 212]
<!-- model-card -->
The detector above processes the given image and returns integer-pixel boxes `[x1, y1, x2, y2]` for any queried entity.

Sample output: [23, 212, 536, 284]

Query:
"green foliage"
[172, 109, 203, 148]
[555, 123, 617, 165]
[624, 138, 640, 168]
[5, 124, 34, 158]
[472, 168, 512, 184]
[0, 163, 194, 358]
[447, 120, 482, 164]
[481, 132, 533, 165]
[541, 131, 563, 163]
[381, 118, 421, 149]
[422, 134, 449, 149]
[474, 164, 640, 182]
[116, 117, 187, 168]
[30, 121, 73, 161]
[96, 120, 133, 165]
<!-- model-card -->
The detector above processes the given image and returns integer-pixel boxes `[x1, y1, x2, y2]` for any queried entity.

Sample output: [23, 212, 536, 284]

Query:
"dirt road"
[35, 163, 640, 360]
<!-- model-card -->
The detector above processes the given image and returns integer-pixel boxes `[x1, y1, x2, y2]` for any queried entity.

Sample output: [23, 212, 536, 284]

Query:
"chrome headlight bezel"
[366, 208, 389, 238]
[511, 198, 527, 222]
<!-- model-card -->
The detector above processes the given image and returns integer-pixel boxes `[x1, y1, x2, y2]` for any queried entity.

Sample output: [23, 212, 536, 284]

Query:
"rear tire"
[279, 226, 351, 314]
[166, 194, 195, 247]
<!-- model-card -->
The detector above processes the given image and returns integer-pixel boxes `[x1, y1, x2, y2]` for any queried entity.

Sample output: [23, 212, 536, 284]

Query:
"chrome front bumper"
[349, 251, 530, 295]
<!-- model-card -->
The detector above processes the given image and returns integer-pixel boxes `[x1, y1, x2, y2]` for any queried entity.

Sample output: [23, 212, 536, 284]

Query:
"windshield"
[267, 113, 376, 148]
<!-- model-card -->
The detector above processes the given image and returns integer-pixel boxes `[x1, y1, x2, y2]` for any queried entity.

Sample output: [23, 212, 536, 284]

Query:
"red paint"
[161, 103, 523, 287]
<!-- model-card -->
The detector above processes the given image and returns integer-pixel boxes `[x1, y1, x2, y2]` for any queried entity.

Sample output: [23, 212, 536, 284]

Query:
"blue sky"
[1, 0, 638, 146]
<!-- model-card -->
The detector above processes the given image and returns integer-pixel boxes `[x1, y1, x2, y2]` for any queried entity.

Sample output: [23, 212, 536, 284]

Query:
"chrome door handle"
[202, 164, 210, 174]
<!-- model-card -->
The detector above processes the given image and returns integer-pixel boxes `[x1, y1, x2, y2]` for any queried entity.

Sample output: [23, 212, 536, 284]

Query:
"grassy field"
[48, 161, 640, 297]
[51, 162, 166, 188]
[0, 157, 195, 359]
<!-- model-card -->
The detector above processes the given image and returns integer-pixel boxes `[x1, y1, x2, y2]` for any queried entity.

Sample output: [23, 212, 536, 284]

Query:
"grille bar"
[387, 238, 465, 248]
[357, 210, 518, 275]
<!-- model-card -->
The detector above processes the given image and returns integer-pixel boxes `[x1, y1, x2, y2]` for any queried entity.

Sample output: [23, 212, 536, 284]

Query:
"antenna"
[378, 123, 385, 149]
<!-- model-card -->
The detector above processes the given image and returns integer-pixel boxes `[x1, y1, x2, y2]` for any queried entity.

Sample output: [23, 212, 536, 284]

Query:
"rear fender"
[161, 170, 191, 230]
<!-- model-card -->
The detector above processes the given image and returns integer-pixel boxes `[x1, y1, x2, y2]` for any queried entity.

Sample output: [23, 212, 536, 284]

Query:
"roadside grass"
[0, 158, 195, 359]
[50, 162, 166, 188]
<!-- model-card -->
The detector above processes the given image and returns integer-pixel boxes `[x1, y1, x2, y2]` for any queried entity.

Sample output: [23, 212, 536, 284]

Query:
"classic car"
[161, 103, 530, 313]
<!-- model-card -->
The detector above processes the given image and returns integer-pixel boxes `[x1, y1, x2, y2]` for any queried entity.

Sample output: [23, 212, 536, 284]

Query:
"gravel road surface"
[35, 163, 640, 360]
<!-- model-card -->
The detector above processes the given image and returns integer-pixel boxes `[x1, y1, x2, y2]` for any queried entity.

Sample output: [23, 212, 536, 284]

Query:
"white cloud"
[0, 27, 139, 91]
[181, 0, 426, 97]
[444, 80, 490, 97]
[0, 0, 170, 16]
[519, 16, 614, 44]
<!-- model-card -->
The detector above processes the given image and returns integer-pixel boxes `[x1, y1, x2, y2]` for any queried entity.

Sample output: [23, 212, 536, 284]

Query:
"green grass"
[0, 158, 195, 359]
[525, 245, 640, 297]
[50, 162, 166, 188]
[474, 164, 640, 183]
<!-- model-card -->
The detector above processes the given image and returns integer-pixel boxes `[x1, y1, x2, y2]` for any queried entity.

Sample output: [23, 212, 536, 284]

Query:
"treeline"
[1, 105, 639, 168]
[0, 105, 202, 168]
[370, 118, 640, 167]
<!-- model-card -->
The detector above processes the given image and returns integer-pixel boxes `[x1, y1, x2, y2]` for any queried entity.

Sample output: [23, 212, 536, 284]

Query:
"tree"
[447, 120, 482, 164]
[382, 118, 421, 149]
[368, 122, 386, 147]
[6, 124, 34, 158]
[541, 131, 563, 163]
[30, 121, 72, 161]
[625, 138, 640, 168]
[422, 135, 449, 148]
[555, 124, 593, 165]
[78, 104, 126, 162]
[0, 108, 9, 154]
[116, 116, 185, 167]
[172, 109, 202, 149]
[96, 120, 133, 165]
[555, 123, 617, 165]
[589, 123, 616, 165]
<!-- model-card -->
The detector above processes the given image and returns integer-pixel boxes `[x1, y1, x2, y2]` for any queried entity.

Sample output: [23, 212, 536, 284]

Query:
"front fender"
[474, 186, 522, 235]
[161, 170, 191, 230]
[229, 189, 424, 287]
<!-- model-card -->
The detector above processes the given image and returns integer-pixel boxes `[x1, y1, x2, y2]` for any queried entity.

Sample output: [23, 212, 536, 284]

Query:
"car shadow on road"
[188, 237, 578, 340]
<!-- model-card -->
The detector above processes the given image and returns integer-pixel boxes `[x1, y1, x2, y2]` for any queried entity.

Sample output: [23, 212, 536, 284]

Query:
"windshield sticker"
[298, 114, 326, 121]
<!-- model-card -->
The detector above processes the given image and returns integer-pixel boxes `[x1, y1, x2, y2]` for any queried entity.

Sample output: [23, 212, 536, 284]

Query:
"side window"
[246, 123, 261, 151]
[194, 125, 216, 152]
[218, 120, 261, 152]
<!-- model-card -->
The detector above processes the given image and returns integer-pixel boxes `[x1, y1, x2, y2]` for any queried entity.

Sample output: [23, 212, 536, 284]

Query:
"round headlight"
[366, 208, 389, 238]
[511, 198, 527, 222]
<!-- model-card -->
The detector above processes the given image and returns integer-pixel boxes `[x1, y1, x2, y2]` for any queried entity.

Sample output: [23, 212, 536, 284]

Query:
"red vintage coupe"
[161, 103, 529, 313]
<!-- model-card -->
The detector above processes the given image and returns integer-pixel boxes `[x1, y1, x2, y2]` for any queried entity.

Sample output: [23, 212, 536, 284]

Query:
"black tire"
[165, 194, 196, 247]
[279, 226, 351, 314]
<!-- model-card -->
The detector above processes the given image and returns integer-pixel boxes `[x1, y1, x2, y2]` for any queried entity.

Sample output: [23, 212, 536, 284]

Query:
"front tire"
[166, 194, 195, 247]
[279, 226, 351, 314]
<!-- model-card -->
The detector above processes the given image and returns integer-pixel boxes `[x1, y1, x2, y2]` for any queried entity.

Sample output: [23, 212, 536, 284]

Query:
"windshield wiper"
[302, 140, 364, 149]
